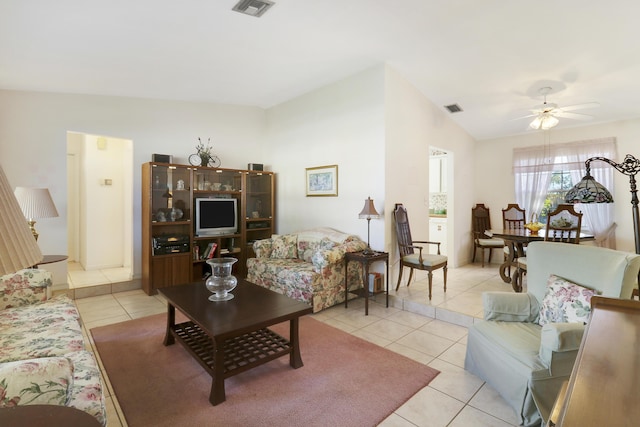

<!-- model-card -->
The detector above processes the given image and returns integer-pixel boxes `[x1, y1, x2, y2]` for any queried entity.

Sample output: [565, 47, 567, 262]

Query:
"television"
[195, 198, 238, 236]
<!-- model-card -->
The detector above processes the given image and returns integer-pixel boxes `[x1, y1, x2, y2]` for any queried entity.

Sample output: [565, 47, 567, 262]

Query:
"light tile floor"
[68, 262, 133, 288]
[75, 262, 523, 427]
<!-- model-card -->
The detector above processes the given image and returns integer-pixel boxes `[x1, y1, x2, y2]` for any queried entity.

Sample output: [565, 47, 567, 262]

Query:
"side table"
[34, 254, 68, 267]
[344, 251, 389, 315]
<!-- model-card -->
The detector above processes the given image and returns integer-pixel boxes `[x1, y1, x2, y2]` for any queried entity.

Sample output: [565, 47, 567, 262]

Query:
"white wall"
[265, 66, 387, 251]
[265, 64, 477, 274]
[384, 66, 476, 268]
[476, 119, 640, 257]
[0, 90, 265, 283]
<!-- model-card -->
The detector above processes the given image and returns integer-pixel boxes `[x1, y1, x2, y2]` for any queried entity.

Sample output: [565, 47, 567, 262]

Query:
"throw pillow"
[298, 238, 336, 263]
[270, 234, 298, 259]
[0, 356, 74, 407]
[538, 274, 599, 325]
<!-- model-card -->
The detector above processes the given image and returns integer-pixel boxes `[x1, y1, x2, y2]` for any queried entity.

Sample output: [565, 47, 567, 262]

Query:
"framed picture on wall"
[306, 165, 338, 197]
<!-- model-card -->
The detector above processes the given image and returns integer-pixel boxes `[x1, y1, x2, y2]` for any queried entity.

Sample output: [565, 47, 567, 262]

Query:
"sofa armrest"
[310, 238, 367, 272]
[539, 322, 585, 373]
[482, 292, 539, 322]
[540, 322, 585, 354]
[252, 238, 273, 258]
[0, 269, 52, 310]
[0, 356, 74, 406]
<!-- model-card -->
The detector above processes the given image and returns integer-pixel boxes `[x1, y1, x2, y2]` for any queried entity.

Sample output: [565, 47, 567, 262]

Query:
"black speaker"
[153, 154, 172, 163]
[248, 163, 263, 171]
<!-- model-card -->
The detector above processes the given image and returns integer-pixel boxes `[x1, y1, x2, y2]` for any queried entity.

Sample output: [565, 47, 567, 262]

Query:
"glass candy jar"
[205, 258, 238, 301]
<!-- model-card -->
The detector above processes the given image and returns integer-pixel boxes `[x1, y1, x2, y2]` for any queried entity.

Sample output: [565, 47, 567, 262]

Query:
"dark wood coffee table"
[159, 279, 313, 405]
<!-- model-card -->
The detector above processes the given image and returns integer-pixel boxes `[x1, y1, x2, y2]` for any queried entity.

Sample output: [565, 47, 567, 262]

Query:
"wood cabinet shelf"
[142, 163, 275, 295]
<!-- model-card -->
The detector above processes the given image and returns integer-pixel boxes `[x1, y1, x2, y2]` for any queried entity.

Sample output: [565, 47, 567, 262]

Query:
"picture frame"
[306, 165, 338, 197]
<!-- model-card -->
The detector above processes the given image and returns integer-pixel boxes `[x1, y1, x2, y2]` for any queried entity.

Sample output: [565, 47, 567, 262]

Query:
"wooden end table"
[344, 251, 389, 315]
[159, 279, 313, 405]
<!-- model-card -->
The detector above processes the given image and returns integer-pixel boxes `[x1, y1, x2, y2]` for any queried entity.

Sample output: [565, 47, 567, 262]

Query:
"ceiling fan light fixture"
[529, 114, 559, 130]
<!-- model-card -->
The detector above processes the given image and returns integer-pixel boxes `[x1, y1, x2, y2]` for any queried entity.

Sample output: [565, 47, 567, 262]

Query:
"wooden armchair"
[393, 204, 447, 300]
[471, 203, 504, 267]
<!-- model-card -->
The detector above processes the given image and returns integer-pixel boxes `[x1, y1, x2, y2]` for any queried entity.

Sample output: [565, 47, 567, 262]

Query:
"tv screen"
[195, 198, 238, 236]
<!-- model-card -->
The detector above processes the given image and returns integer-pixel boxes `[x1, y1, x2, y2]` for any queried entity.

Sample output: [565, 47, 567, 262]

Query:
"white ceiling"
[2, 1, 639, 140]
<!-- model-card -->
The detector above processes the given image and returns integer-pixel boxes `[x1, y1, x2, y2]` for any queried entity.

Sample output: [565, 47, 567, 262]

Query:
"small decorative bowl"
[524, 222, 544, 234]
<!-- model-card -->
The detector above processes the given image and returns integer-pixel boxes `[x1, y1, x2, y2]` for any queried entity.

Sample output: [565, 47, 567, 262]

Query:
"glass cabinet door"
[150, 164, 191, 224]
[245, 172, 273, 219]
[245, 171, 274, 247]
[193, 168, 243, 193]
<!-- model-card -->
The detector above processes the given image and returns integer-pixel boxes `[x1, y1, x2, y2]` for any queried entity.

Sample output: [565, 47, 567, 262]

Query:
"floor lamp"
[565, 154, 640, 296]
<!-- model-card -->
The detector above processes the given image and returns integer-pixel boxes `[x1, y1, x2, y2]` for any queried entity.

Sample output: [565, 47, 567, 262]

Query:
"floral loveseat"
[0, 268, 106, 425]
[246, 227, 367, 312]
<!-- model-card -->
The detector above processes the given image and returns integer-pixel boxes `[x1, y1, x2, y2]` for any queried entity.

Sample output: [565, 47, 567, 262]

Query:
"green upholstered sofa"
[465, 241, 640, 427]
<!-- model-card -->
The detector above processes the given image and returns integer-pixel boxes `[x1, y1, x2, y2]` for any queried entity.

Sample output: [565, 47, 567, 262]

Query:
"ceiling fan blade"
[558, 102, 600, 112]
[510, 113, 538, 121]
[554, 111, 594, 121]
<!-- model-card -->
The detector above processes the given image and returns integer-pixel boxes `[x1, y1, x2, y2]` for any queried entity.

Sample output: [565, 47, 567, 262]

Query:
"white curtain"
[513, 145, 554, 223]
[513, 137, 617, 248]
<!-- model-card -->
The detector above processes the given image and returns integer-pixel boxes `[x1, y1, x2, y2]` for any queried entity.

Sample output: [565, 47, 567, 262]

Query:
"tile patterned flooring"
[75, 263, 522, 427]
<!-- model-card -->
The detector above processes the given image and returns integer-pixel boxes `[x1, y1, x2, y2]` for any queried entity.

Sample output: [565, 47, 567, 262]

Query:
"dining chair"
[393, 203, 447, 300]
[471, 203, 504, 267]
[502, 203, 526, 230]
[545, 204, 583, 244]
[514, 205, 584, 292]
[502, 204, 526, 276]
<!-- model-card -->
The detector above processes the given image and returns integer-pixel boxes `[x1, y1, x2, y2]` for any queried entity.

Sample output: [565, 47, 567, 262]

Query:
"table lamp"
[358, 197, 380, 255]
[14, 187, 59, 241]
[0, 166, 43, 275]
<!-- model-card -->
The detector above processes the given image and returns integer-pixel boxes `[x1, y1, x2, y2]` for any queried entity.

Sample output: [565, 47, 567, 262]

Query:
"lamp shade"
[358, 197, 380, 219]
[529, 114, 559, 130]
[565, 174, 614, 204]
[14, 187, 59, 219]
[0, 166, 43, 275]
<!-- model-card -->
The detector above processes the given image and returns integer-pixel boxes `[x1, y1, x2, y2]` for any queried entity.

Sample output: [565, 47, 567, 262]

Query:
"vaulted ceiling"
[1, 1, 639, 140]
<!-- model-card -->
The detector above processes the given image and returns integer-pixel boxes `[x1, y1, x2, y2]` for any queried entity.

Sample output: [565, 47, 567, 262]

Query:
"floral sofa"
[0, 268, 106, 425]
[246, 227, 368, 312]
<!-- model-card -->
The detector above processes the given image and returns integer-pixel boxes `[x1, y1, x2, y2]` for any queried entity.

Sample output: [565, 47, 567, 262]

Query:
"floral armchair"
[246, 227, 367, 312]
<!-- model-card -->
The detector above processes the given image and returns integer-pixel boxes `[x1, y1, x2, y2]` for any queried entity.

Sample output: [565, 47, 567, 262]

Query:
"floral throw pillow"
[538, 274, 599, 325]
[270, 234, 298, 259]
[0, 357, 73, 407]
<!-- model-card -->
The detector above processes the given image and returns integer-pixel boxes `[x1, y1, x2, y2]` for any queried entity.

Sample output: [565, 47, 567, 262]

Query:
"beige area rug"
[91, 314, 439, 427]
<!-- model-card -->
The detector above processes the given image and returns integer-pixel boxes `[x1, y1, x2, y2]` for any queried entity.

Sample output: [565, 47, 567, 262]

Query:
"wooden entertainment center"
[141, 162, 274, 295]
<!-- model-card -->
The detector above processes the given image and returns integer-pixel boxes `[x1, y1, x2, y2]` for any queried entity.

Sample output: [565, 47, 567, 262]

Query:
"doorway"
[428, 147, 452, 259]
[66, 132, 134, 288]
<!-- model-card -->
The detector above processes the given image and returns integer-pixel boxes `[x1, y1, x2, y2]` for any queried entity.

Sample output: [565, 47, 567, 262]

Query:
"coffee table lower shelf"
[171, 320, 292, 384]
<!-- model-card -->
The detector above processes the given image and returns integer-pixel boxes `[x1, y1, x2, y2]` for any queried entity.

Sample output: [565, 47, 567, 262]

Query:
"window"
[513, 137, 617, 247]
[539, 171, 574, 224]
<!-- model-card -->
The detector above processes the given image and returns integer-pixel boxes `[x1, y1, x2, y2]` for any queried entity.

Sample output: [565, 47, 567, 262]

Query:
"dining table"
[485, 228, 595, 292]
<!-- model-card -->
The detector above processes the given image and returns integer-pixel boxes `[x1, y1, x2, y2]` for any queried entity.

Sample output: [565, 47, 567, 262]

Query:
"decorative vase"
[199, 154, 210, 167]
[205, 257, 238, 301]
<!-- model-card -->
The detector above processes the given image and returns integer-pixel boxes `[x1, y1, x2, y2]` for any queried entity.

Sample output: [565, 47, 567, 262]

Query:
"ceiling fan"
[518, 87, 600, 130]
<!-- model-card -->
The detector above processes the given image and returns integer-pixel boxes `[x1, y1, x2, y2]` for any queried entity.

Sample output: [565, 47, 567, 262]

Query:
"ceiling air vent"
[232, 0, 275, 17]
[444, 104, 463, 113]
